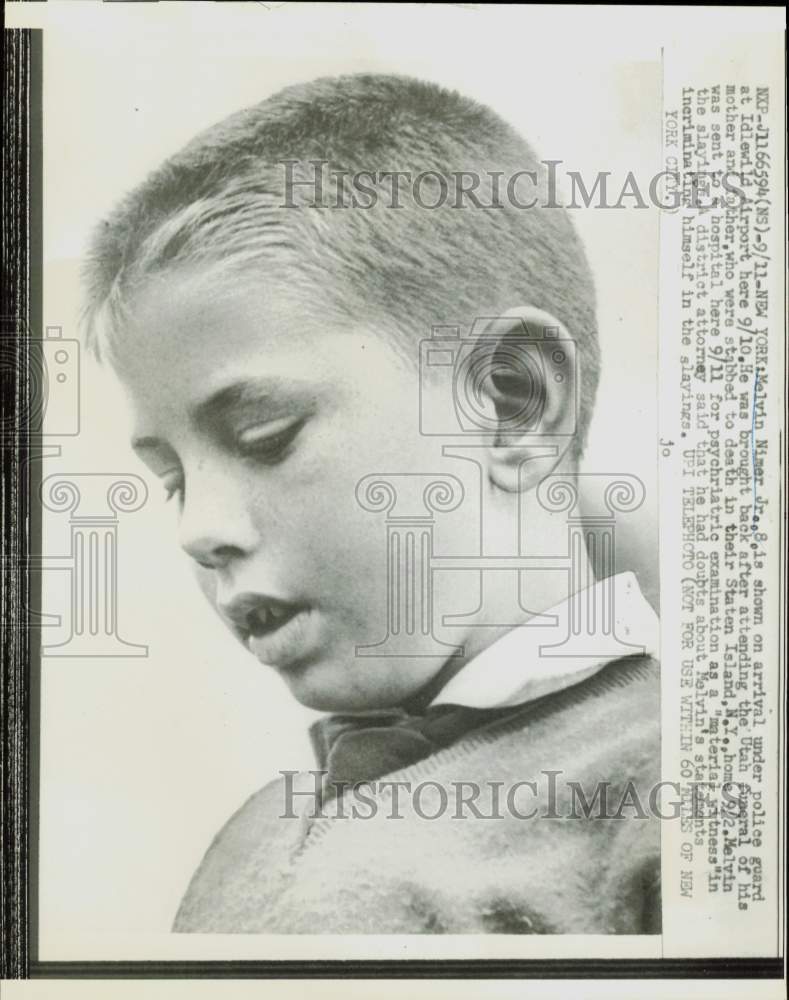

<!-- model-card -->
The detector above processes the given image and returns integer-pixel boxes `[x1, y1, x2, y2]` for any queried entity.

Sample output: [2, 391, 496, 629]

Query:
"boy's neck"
[405, 541, 595, 713]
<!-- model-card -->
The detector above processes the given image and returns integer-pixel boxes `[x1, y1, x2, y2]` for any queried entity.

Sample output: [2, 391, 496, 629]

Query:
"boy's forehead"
[121, 265, 407, 363]
[125, 268, 315, 351]
[115, 271, 416, 429]
[114, 277, 308, 402]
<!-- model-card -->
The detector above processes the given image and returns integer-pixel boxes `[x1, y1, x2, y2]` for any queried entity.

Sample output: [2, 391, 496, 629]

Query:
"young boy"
[84, 74, 660, 934]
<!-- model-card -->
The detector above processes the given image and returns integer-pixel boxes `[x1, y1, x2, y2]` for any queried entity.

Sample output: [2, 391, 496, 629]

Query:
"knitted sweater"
[174, 654, 661, 934]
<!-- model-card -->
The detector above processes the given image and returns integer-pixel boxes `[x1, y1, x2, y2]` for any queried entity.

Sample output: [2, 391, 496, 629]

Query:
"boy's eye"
[153, 418, 304, 505]
[235, 416, 304, 463]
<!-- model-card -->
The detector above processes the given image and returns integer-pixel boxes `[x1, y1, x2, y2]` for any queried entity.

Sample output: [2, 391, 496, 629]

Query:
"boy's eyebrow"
[131, 435, 164, 452]
[190, 375, 313, 429]
[130, 377, 316, 451]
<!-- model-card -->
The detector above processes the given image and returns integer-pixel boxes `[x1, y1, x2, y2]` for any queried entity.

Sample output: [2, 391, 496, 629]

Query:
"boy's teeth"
[250, 607, 271, 630]
[249, 603, 291, 633]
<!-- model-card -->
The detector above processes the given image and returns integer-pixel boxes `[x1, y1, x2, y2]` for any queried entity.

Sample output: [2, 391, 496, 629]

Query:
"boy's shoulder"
[479, 650, 660, 772]
[174, 652, 661, 933]
[173, 773, 305, 932]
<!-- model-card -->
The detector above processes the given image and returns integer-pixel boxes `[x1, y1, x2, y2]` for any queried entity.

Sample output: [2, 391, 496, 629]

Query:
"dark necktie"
[309, 702, 517, 794]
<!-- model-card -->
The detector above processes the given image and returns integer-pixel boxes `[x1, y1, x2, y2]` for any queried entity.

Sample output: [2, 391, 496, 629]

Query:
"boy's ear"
[473, 305, 579, 493]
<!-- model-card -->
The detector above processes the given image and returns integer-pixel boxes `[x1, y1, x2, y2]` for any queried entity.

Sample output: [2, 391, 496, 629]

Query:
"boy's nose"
[177, 475, 261, 569]
[181, 535, 241, 571]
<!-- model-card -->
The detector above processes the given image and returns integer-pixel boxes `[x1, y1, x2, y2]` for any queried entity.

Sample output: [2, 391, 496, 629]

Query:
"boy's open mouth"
[220, 592, 315, 668]
[240, 597, 303, 639]
[219, 592, 303, 638]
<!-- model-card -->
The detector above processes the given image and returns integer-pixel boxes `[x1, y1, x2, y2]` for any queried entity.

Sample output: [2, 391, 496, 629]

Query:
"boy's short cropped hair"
[83, 73, 600, 456]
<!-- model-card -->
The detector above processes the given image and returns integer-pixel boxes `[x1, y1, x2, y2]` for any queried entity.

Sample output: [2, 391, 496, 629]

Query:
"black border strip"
[27, 22, 43, 974]
[2, 24, 36, 982]
[26, 958, 786, 979]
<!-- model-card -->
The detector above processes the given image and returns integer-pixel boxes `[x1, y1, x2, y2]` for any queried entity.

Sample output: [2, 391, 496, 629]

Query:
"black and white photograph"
[1, 1, 785, 993]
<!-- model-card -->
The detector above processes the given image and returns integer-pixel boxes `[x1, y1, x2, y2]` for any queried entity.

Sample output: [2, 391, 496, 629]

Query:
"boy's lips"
[246, 605, 315, 669]
[218, 592, 316, 669]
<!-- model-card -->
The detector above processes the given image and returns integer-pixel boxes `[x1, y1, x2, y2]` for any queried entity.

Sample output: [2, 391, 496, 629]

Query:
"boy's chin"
[278, 657, 431, 714]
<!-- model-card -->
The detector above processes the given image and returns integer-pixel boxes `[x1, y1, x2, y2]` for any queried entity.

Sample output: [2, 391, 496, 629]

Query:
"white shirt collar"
[429, 572, 659, 710]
